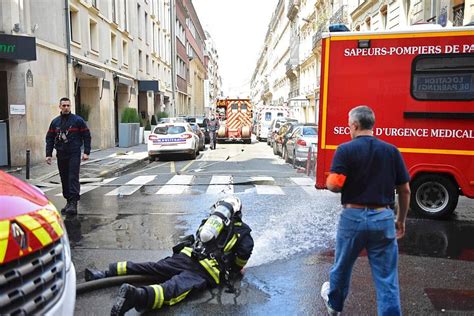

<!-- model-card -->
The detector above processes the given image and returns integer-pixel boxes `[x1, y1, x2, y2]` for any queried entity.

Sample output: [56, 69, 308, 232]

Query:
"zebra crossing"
[50, 174, 335, 198]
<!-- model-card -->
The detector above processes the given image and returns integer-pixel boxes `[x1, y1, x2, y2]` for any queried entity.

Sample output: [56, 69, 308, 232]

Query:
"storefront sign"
[0, 34, 36, 61]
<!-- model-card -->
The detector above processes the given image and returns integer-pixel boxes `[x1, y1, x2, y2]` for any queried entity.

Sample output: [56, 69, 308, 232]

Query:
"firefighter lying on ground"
[84, 196, 254, 315]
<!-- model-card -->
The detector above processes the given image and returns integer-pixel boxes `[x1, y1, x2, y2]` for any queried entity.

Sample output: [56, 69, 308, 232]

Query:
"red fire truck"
[315, 26, 474, 219]
[216, 98, 253, 144]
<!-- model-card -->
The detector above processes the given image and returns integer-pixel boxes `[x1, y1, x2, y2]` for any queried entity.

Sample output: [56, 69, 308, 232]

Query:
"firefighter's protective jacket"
[46, 113, 91, 157]
[180, 219, 253, 285]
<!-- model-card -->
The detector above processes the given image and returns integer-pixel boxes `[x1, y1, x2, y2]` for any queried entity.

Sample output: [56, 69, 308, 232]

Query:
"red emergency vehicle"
[0, 171, 76, 314]
[315, 26, 474, 219]
[216, 98, 253, 144]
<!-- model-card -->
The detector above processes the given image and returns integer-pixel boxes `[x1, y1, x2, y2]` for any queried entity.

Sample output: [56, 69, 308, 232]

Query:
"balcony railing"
[329, 5, 349, 25]
[288, 89, 300, 99]
[312, 30, 323, 49]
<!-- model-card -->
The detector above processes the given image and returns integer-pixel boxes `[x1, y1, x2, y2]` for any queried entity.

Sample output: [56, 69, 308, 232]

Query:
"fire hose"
[76, 275, 163, 295]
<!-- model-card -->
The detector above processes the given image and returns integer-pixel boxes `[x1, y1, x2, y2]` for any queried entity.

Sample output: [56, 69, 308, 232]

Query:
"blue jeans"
[328, 208, 401, 316]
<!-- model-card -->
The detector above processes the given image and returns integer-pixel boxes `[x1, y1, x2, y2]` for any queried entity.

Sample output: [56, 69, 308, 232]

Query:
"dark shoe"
[84, 268, 107, 281]
[60, 201, 72, 214]
[64, 200, 77, 215]
[111, 284, 138, 316]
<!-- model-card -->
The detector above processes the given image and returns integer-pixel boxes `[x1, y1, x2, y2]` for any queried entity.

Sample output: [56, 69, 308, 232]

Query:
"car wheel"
[410, 174, 459, 219]
[190, 149, 197, 159]
[149, 155, 155, 162]
[273, 142, 278, 155]
[292, 150, 296, 168]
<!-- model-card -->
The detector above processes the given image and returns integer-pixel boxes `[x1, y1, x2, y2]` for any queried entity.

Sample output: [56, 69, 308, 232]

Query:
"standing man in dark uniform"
[320, 105, 410, 316]
[46, 97, 91, 215]
[208, 114, 220, 150]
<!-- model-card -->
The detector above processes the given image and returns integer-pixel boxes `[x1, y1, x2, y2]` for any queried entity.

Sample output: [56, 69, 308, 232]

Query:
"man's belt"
[343, 203, 389, 210]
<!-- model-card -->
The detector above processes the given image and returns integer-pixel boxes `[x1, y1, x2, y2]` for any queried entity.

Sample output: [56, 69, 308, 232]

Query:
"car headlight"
[61, 232, 72, 272]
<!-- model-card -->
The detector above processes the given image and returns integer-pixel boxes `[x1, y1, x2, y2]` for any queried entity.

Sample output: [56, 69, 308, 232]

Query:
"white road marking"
[102, 177, 117, 184]
[156, 185, 189, 195]
[156, 175, 195, 195]
[251, 176, 275, 182]
[206, 175, 234, 195]
[291, 177, 314, 186]
[105, 185, 142, 196]
[126, 175, 156, 185]
[166, 175, 194, 185]
[210, 175, 233, 185]
[255, 185, 285, 195]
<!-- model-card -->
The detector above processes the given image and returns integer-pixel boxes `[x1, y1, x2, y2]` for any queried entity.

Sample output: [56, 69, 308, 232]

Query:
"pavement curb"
[96, 156, 149, 178]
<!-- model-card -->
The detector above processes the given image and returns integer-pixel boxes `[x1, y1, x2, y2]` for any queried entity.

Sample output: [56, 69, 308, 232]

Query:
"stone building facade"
[250, 0, 473, 124]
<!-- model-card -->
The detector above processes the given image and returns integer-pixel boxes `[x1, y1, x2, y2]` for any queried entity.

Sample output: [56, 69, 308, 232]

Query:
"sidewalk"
[3, 144, 149, 188]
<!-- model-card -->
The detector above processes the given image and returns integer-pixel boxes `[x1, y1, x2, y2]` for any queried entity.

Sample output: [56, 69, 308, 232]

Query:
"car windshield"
[303, 127, 317, 135]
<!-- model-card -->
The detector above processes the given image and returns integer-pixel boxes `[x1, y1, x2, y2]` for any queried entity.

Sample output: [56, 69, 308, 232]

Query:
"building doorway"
[0, 71, 10, 166]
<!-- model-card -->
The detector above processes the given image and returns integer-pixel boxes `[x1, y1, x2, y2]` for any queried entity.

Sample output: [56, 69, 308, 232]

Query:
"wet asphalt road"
[46, 140, 474, 315]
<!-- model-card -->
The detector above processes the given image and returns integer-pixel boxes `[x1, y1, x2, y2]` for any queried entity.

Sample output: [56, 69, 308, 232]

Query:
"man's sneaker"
[60, 201, 71, 214]
[111, 284, 137, 316]
[320, 281, 340, 316]
[84, 268, 107, 281]
[63, 200, 77, 215]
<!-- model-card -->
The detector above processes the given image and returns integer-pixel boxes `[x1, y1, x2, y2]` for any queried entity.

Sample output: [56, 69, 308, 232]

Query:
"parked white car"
[285, 125, 318, 167]
[147, 122, 200, 161]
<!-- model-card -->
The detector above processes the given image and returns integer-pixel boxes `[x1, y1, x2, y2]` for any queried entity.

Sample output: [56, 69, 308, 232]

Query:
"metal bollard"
[26, 149, 31, 179]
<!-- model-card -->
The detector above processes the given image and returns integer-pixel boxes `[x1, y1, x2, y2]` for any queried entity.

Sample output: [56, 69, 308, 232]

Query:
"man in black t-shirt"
[320, 105, 410, 316]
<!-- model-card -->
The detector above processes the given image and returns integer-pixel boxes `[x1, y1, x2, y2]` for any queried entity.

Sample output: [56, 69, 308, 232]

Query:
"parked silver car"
[285, 125, 318, 167]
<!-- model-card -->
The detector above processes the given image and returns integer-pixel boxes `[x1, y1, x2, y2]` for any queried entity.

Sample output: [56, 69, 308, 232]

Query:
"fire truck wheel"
[410, 174, 459, 219]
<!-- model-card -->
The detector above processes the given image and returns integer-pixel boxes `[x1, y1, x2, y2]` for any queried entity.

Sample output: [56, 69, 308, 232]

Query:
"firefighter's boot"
[84, 268, 107, 281]
[111, 284, 146, 316]
[64, 200, 77, 215]
[60, 200, 72, 214]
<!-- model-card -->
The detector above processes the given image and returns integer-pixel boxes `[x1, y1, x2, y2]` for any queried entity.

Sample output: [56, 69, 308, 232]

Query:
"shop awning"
[115, 74, 134, 86]
[74, 61, 105, 79]
[0, 34, 36, 61]
[138, 80, 159, 92]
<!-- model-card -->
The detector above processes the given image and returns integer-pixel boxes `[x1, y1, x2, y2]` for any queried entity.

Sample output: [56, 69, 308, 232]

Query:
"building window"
[145, 12, 149, 45]
[112, 0, 118, 23]
[89, 19, 99, 53]
[111, 32, 118, 62]
[70, 6, 80, 44]
[122, 40, 129, 66]
[152, 60, 155, 77]
[146, 55, 150, 74]
[453, 4, 464, 26]
[139, 50, 143, 71]
[124, 0, 128, 31]
[380, 5, 388, 30]
[137, 4, 142, 39]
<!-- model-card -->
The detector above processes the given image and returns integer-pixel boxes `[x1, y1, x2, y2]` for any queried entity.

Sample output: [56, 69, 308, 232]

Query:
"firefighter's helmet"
[214, 196, 242, 218]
